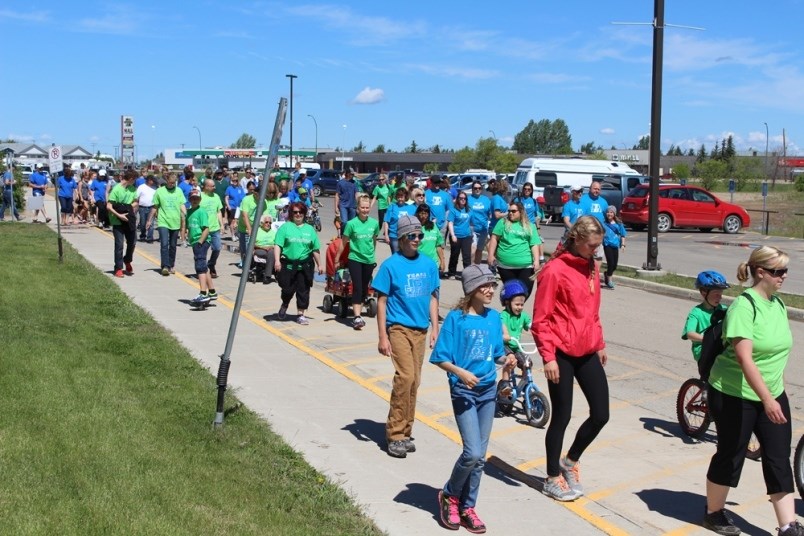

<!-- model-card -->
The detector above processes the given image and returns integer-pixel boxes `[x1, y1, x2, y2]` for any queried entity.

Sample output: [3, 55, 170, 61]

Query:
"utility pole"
[286, 74, 297, 168]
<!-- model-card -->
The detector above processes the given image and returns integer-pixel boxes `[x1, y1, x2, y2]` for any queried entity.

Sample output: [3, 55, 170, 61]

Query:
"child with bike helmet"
[498, 279, 532, 396]
[682, 270, 730, 362]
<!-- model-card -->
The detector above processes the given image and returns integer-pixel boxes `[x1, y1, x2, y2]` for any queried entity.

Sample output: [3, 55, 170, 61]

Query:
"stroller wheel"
[365, 298, 378, 318]
[323, 294, 333, 313]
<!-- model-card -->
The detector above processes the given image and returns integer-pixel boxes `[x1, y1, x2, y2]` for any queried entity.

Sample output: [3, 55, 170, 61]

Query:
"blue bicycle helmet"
[695, 270, 730, 290]
[500, 279, 528, 304]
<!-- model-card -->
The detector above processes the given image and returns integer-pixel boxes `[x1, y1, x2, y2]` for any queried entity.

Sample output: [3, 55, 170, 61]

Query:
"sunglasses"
[405, 232, 424, 240]
[508, 209, 519, 213]
[291, 210, 304, 215]
[472, 187, 481, 190]
[478, 282, 498, 290]
[762, 267, 788, 277]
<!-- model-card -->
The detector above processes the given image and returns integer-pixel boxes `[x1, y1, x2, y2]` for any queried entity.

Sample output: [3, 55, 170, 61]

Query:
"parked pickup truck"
[541, 175, 649, 221]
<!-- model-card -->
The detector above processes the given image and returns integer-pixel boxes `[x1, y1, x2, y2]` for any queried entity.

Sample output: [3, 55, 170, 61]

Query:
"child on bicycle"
[498, 279, 531, 397]
[430, 264, 515, 533]
[682, 270, 730, 362]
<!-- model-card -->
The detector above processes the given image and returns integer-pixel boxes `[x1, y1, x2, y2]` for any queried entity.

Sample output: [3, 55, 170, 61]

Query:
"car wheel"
[723, 215, 742, 234]
[312, 185, 322, 198]
[698, 227, 713, 232]
[657, 213, 672, 233]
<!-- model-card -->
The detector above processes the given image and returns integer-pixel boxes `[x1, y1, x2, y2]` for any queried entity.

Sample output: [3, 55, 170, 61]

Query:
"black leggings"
[448, 236, 472, 275]
[545, 350, 610, 477]
[347, 259, 374, 305]
[706, 387, 793, 493]
[603, 246, 619, 277]
[497, 266, 535, 299]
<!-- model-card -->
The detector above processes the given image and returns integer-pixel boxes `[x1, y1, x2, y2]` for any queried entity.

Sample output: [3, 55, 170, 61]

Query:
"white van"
[511, 157, 641, 197]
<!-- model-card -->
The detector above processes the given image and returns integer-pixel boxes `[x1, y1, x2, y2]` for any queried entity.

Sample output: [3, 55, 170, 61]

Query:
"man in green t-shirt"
[148, 173, 186, 276]
[186, 188, 218, 305]
[200, 178, 225, 278]
[106, 169, 140, 278]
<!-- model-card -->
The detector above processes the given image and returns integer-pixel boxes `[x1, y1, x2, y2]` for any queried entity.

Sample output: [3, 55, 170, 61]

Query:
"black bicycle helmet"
[500, 279, 528, 304]
[695, 270, 730, 290]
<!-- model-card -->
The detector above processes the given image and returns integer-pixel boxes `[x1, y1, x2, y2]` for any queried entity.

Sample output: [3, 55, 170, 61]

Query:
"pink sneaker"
[437, 490, 459, 530]
[460, 507, 486, 534]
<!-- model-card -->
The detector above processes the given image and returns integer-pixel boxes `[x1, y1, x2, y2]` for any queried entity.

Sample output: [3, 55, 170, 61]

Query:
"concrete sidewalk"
[51, 222, 604, 535]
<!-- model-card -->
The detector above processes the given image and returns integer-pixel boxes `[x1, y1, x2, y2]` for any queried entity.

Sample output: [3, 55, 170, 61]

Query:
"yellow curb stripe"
[341, 356, 390, 367]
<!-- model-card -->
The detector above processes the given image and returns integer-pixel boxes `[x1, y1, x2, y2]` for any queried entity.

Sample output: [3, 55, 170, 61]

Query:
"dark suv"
[306, 169, 342, 197]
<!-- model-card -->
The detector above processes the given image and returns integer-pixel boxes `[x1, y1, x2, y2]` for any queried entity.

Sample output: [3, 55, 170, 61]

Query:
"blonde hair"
[357, 193, 370, 206]
[505, 201, 531, 235]
[548, 215, 604, 263]
[737, 246, 789, 284]
[410, 187, 424, 202]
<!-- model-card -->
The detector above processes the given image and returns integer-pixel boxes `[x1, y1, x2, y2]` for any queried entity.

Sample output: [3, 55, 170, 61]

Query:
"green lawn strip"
[0, 225, 382, 536]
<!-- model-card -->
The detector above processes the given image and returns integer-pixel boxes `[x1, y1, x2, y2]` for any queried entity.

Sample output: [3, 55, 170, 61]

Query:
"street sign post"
[49, 145, 65, 262]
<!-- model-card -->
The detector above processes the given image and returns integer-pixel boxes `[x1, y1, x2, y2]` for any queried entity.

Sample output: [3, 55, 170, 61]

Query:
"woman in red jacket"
[532, 215, 609, 502]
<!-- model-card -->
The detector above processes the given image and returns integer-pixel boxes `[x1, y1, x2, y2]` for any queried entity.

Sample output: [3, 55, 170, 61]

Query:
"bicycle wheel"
[525, 389, 550, 428]
[496, 379, 514, 415]
[745, 433, 762, 461]
[676, 378, 711, 438]
[794, 435, 804, 500]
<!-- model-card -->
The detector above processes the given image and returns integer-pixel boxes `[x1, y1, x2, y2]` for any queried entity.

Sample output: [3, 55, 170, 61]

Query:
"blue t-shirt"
[225, 185, 246, 209]
[468, 194, 491, 233]
[2, 170, 13, 191]
[372, 252, 440, 329]
[603, 220, 627, 248]
[561, 199, 584, 225]
[29, 171, 47, 196]
[580, 194, 609, 224]
[383, 202, 417, 239]
[429, 308, 505, 389]
[336, 179, 357, 209]
[57, 176, 77, 199]
[135, 176, 146, 187]
[447, 206, 472, 239]
[178, 181, 193, 206]
[89, 179, 108, 202]
[425, 189, 453, 229]
[516, 196, 539, 224]
[489, 194, 508, 232]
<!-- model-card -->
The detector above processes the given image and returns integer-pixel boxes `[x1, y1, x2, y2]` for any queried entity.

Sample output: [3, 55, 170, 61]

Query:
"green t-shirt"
[186, 206, 209, 245]
[491, 219, 542, 268]
[501, 310, 531, 352]
[214, 178, 229, 205]
[266, 198, 282, 220]
[200, 192, 223, 232]
[343, 216, 380, 264]
[274, 222, 320, 261]
[708, 289, 792, 401]
[152, 186, 186, 230]
[238, 194, 267, 233]
[255, 226, 276, 248]
[108, 183, 137, 226]
[419, 225, 444, 266]
[682, 303, 727, 361]
[372, 184, 392, 210]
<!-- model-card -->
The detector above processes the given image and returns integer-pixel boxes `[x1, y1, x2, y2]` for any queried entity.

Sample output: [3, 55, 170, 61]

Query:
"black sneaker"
[779, 521, 804, 536]
[437, 490, 460, 530]
[703, 508, 741, 535]
[387, 440, 407, 458]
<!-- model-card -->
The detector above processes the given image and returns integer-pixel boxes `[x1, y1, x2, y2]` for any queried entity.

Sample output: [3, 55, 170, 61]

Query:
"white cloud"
[527, 72, 588, 84]
[352, 87, 385, 105]
[407, 64, 498, 80]
[0, 9, 49, 23]
[600, 128, 615, 135]
[285, 4, 426, 45]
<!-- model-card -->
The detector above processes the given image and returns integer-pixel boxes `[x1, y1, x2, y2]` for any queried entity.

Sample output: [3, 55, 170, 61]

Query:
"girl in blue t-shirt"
[430, 264, 514, 533]
[602, 206, 627, 289]
[446, 192, 473, 278]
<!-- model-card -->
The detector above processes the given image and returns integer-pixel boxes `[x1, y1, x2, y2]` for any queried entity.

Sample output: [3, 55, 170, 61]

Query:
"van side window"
[532, 172, 557, 188]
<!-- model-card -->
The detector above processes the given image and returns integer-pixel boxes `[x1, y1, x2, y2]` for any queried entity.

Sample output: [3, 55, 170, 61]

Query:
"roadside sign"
[728, 179, 736, 193]
[49, 145, 64, 174]
[761, 181, 768, 197]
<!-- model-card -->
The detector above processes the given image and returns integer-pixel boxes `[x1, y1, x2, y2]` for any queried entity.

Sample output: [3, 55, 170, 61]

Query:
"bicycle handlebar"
[509, 337, 538, 355]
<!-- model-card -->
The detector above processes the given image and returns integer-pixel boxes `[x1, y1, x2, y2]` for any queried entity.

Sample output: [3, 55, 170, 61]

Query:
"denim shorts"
[193, 242, 210, 274]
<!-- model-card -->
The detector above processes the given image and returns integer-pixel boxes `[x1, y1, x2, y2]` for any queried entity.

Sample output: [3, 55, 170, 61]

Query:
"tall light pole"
[489, 129, 497, 140]
[151, 125, 156, 162]
[193, 126, 202, 150]
[341, 124, 347, 171]
[764, 122, 769, 181]
[286, 74, 297, 168]
[308, 114, 318, 162]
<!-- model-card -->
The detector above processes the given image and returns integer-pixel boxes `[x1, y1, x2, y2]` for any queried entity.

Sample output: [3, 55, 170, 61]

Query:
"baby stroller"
[322, 237, 377, 318]
[305, 201, 322, 232]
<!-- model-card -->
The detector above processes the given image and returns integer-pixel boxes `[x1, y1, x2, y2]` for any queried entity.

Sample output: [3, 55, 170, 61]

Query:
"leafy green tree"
[512, 119, 573, 154]
[579, 141, 602, 154]
[709, 141, 720, 160]
[697, 159, 729, 190]
[448, 146, 476, 173]
[489, 151, 520, 173]
[673, 163, 691, 180]
[687, 148, 695, 156]
[0, 162, 26, 211]
[696, 144, 707, 162]
[231, 133, 257, 148]
[588, 150, 608, 160]
[724, 135, 736, 160]
[353, 141, 365, 153]
[423, 163, 440, 173]
[405, 140, 418, 153]
[372, 144, 386, 153]
[633, 135, 650, 150]
[430, 144, 441, 154]
[733, 156, 763, 191]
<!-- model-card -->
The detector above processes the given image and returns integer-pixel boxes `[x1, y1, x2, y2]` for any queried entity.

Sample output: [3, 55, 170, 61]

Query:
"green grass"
[611, 264, 804, 309]
[0, 225, 383, 536]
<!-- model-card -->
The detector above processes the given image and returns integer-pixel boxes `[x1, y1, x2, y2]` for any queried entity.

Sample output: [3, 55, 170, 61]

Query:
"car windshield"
[628, 187, 649, 198]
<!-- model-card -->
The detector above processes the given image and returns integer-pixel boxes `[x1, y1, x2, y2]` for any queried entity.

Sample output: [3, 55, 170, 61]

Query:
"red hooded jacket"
[531, 251, 605, 363]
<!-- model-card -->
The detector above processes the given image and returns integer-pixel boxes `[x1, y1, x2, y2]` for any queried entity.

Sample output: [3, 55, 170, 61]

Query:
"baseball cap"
[571, 185, 584, 192]
[298, 187, 308, 195]
[189, 188, 202, 198]
[298, 168, 307, 176]
[98, 169, 107, 177]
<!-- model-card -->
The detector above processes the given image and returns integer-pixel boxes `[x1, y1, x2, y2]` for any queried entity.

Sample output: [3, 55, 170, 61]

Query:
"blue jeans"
[1, 190, 20, 219]
[112, 224, 137, 270]
[158, 227, 179, 269]
[137, 206, 154, 240]
[443, 382, 496, 510]
[238, 231, 250, 261]
[338, 205, 355, 232]
[208, 230, 221, 273]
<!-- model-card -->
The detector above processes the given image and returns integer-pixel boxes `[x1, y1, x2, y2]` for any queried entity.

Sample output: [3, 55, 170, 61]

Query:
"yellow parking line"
[516, 431, 646, 472]
[607, 353, 689, 382]
[416, 384, 450, 395]
[662, 493, 769, 535]
[608, 369, 646, 381]
[610, 387, 678, 410]
[587, 455, 710, 501]
[364, 374, 395, 384]
[427, 410, 455, 421]
[341, 356, 389, 367]
[324, 342, 381, 353]
[490, 423, 533, 440]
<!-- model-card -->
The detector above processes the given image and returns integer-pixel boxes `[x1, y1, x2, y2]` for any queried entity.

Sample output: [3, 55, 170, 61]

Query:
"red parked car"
[620, 184, 750, 234]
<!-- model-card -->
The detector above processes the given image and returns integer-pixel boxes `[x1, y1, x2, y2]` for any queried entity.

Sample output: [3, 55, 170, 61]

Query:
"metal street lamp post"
[308, 114, 318, 161]
[764, 122, 769, 181]
[489, 129, 497, 140]
[193, 126, 202, 150]
[286, 74, 297, 168]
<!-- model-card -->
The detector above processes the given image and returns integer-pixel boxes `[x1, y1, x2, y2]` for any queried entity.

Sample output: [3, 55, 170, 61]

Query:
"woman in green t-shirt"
[415, 203, 445, 275]
[334, 194, 379, 330]
[369, 174, 392, 225]
[487, 201, 542, 298]
[702, 246, 798, 536]
[253, 214, 276, 284]
[273, 202, 323, 325]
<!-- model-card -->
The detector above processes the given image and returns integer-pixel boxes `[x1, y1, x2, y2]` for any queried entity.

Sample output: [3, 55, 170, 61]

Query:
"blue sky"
[3, 1, 803, 160]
